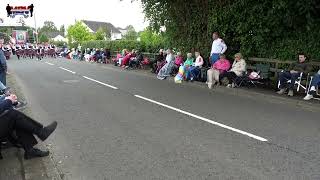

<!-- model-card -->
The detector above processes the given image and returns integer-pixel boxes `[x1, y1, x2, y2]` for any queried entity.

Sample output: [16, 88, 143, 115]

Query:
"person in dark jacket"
[0, 95, 57, 160]
[0, 42, 7, 86]
[127, 50, 144, 69]
[150, 49, 165, 73]
[277, 53, 312, 96]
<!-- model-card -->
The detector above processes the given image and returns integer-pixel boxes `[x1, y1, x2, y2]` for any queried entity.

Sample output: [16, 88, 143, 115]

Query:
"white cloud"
[0, 0, 148, 31]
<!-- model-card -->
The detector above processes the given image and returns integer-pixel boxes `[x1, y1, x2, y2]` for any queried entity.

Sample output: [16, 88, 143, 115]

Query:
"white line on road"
[134, 95, 268, 142]
[82, 76, 118, 90]
[59, 67, 76, 74]
[45, 62, 54, 66]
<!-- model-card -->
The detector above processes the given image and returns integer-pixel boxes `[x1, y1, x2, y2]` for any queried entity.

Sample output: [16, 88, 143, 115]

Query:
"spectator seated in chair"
[172, 52, 184, 75]
[188, 52, 204, 82]
[157, 49, 175, 80]
[304, 70, 320, 100]
[127, 50, 143, 69]
[84, 48, 91, 62]
[174, 53, 194, 83]
[207, 54, 231, 89]
[150, 49, 165, 73]
[277, 53, 311, 97]
[117, 49, 128, 66]
[102, 48, 111, 64]
[122, 49, 136, 68]
[220, 53, 246, 88]
[183, 53, 195, 81]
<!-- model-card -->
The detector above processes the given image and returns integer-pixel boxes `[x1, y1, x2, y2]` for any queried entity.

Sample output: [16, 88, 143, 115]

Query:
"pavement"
[2, 57, 320, 180]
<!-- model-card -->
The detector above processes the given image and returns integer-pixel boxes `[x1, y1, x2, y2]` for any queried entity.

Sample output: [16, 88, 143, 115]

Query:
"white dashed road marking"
[134, 95, 268, 142]
[59, 67, 76, 74]
[45, 62, 54, 66]
[82, 76, 118, 90]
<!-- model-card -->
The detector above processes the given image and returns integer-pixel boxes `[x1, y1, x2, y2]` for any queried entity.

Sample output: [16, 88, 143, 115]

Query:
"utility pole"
[33, 11, 38, 43]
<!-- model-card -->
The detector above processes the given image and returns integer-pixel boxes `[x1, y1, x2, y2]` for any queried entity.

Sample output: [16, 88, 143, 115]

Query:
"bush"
[50, 40, 66, 47]
[81, 40, 165, 53]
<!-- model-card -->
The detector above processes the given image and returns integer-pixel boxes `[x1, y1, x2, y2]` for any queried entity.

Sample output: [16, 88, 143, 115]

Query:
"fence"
[246, 58, 320, 79]
[111, 51, 320, 78]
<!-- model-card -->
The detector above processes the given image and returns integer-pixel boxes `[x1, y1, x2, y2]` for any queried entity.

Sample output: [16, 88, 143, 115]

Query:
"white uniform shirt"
[210, 38, 227, 55]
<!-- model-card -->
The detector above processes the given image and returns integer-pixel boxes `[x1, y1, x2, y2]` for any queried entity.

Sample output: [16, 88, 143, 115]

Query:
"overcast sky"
[0, 0, 148, 31]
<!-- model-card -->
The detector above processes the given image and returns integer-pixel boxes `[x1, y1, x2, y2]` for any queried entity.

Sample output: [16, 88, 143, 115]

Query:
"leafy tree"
[123, 25, 138, 40]
[94, 28, 105, 40]
[39, 34, 49, 43]
[40, 21, 58, 33]
[94, 27, 111, 40]
[139, 28, 165, 51]
[67, 21, 94, 44]
[59, 25, 65, 35]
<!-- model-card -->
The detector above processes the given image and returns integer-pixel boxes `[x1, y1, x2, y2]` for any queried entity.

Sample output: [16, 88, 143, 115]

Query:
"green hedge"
[80, 40, 165, 53]
[141, 0, 320, 61]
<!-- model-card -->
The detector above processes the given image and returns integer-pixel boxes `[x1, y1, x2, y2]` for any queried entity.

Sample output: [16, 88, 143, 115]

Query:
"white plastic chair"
[307, 75, 320, 100]
[277, 71, 308, 93]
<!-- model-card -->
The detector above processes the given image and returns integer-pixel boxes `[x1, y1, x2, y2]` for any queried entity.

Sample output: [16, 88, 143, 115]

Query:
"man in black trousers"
[0, 94, 57, 160]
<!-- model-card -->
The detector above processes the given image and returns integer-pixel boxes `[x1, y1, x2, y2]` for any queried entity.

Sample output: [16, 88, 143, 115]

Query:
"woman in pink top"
[207, 54, 231, 89]
[174, 52, 184, 66]
[172, 52, 184, 75]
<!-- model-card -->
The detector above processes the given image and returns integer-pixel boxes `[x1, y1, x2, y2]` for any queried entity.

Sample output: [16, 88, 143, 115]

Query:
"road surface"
[8, 57, 320, 180]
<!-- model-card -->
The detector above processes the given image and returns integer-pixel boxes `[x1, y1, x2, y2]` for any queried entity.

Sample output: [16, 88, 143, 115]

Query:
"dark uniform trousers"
[0, 109, 43, 149]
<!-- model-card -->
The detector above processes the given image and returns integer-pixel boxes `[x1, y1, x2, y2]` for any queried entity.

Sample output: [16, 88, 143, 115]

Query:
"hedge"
[80, 40, 165, 54]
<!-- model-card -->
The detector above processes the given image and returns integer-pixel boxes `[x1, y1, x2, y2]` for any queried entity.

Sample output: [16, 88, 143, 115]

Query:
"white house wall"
[111, 33, 122, 40]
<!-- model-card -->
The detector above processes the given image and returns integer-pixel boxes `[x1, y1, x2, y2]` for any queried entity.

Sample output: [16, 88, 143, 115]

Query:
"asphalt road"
[7, 57, 320, 180]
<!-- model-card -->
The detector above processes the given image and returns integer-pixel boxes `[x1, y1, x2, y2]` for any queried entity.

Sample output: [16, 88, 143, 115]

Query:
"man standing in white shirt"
[210, 32, 227, 65]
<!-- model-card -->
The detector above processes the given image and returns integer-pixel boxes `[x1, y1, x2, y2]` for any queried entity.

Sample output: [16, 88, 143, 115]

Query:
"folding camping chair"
[235, 64, 271, 88]
[277, 71, 309, 93]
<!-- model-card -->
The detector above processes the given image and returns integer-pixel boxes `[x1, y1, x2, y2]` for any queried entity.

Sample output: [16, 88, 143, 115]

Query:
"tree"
[123, 25, 138, 40]
[139, 28, 165, 50]
[93, 26, 111, 40]
[67, 21, 94, 44]
[40, 21, 58, 34]
[59, 25, 65, 35]
[39, 34, 49, 43]
[94, 27, 106, 40]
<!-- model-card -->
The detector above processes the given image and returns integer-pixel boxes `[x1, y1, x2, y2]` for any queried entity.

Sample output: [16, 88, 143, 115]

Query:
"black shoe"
[24, 148, 49, 160]
[13, 101, 27, 110]
[37, 121, 57, 141]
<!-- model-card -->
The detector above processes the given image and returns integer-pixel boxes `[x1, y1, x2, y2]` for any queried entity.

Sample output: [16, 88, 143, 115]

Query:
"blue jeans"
[190, 66, 201, 80]
[278, 71, 300, 90]
[311, 73, 320, 87]
[210, 53, 220, 65]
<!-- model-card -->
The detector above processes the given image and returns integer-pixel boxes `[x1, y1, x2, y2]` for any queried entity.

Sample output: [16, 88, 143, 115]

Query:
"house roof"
[82, 20, 121, 33]
[45, 31, 65, 39]
[117, 27, 129, 30]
